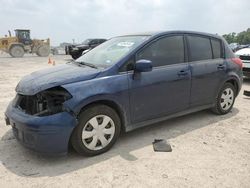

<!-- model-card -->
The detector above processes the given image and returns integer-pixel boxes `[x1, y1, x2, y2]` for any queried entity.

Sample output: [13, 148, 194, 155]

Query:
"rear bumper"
[5, 102, 77, 155]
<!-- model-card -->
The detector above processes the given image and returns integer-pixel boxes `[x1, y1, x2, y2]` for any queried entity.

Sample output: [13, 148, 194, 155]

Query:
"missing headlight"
[15, 86, 72, 116]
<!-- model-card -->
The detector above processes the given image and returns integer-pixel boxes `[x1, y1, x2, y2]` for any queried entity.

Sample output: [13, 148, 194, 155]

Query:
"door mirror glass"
[135, 59, 152, 72]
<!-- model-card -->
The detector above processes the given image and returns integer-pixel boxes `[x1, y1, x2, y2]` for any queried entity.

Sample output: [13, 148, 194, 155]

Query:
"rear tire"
[36, 45, 50, 57]
[71, 105, 121, 156]
[211, 83, 236, 115]
[9, 45, 25, 58]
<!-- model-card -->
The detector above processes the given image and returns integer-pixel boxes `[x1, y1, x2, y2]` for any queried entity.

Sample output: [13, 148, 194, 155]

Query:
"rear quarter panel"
[224, 59, 243, 94]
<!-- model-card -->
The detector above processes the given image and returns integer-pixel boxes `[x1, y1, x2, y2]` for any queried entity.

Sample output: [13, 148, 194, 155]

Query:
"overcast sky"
[0, 0, 249, 46]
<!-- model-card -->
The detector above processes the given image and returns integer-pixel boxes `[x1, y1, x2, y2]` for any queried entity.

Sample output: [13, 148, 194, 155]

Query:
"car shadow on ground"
[0, 108, 239, 177]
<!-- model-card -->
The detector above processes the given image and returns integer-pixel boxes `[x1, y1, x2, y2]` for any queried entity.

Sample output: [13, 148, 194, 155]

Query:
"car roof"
[120, 30, 222, 40]
[235, 47, 250, 55]
[15, 29, 30, 31]
[87, 38, 107, 40]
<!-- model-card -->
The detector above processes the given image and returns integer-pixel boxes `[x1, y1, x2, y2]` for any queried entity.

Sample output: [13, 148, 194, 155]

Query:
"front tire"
[211, 83, 236, 115]
[71, 105, 121, 156]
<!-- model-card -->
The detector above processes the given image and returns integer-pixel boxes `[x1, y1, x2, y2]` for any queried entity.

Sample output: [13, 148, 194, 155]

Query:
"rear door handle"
[217, 64, 225, 70]
[178, 70, 189, 76]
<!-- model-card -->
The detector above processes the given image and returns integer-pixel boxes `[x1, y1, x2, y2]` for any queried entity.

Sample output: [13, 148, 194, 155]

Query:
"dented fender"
[62, 73, 131, 125]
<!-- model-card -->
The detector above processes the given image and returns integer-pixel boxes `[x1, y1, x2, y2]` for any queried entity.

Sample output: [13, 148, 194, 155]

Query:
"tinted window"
[188, 36, 212, 61]
[137, 36, 184, 67]
[211, 39, 222, 58]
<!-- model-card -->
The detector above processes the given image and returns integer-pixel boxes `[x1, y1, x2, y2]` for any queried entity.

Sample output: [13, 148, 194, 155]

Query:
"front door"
[128, 35, 191, 124]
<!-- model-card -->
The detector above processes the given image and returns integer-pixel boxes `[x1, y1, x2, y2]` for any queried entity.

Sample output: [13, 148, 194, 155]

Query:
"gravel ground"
[0, 54, 249, 188]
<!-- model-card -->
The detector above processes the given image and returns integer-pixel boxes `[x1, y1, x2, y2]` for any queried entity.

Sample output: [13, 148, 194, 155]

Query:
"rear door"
[187, 35, 226, 107]
[128, 35, 191, 123]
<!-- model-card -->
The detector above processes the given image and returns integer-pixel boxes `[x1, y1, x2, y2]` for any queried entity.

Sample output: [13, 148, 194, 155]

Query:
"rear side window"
[137, 35, 184, 67]
[187, 36, 212, 61]
[211, 39, 222, 59]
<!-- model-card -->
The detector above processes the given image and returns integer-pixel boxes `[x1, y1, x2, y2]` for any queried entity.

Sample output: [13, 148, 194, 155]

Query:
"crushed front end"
[5, 86, 77, 155]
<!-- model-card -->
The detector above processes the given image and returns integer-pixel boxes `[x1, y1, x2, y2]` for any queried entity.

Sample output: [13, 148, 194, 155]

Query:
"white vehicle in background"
[235, 47, 250, 78]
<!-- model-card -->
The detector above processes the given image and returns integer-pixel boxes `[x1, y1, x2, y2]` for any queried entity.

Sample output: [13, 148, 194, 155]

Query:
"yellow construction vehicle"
[0, 29, 50, 57]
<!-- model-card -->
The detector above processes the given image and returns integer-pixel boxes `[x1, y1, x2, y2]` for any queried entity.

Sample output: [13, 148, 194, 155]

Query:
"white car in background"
[235, 47, 250, 78]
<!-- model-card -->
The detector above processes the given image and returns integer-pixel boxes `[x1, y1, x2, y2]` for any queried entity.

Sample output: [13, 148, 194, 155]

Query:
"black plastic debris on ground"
[244, 90, 250, 97]
[152, 139, 172, 152]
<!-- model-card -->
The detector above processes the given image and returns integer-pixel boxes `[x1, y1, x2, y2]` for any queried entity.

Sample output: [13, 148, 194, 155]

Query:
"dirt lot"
[0, 54, 249, 188]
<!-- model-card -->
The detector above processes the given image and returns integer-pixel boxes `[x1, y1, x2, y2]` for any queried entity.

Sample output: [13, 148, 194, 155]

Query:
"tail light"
[231, 57, 243, 69]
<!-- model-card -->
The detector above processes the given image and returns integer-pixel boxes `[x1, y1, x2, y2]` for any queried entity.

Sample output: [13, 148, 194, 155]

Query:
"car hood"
[16, 63, 100, 95]
[235, 48, 250, 56]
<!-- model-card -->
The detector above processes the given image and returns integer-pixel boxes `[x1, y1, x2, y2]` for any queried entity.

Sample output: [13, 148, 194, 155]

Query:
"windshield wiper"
[75, 61, 98, 69]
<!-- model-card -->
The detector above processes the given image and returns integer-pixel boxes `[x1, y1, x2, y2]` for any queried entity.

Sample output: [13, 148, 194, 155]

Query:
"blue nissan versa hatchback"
[5, 31, 243, 156]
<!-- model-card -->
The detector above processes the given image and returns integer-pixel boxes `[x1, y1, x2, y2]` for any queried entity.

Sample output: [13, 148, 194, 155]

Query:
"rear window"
[187, 36, 212, 61]
[211, 39, 222, 58]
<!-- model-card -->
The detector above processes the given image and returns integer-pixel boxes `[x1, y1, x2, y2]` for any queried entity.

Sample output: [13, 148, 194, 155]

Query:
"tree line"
[223, 28, 250, 45]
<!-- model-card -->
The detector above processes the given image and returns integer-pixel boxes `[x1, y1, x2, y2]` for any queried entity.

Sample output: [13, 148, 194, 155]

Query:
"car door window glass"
[211, 39, 222, 59]
[119, 58, 135, 72]
[188, 36, 212, 61]
[137, 36, 184, 67]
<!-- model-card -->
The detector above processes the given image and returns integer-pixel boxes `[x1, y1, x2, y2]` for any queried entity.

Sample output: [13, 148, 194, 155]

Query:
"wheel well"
[78, 100, 126, 132]
[68, 100, 126, 150]
[226, 79, 239, 94]
[9, 43, 24, 51]
[10, 43, 24, 48]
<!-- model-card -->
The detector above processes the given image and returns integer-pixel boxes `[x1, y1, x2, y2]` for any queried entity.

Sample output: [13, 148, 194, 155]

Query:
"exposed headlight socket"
[15, 86, 72, 116]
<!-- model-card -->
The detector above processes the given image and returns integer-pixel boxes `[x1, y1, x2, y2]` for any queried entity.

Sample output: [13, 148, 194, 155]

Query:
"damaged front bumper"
[5, 101, 77, 155]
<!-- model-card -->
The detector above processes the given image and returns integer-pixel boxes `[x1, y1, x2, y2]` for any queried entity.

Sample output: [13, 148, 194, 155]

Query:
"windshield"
[76, 36, 150, 68]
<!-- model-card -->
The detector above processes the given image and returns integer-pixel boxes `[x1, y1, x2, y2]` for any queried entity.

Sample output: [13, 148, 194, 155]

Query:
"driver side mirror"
[134, 59, 153, 72]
